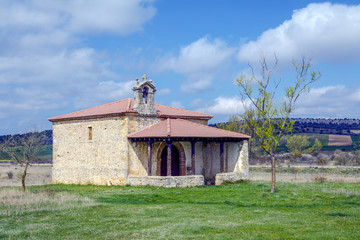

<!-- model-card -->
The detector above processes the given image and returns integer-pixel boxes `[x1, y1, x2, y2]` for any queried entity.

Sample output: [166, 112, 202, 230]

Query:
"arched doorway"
[160, 145, 180, 176]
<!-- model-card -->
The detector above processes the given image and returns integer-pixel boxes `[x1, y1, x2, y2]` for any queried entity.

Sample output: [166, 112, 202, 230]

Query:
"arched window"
[142, 87, 148, 103]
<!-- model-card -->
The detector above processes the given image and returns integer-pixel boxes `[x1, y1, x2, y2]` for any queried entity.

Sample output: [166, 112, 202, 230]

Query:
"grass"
[0, 182, 359, 239]
[0, 159, 11, 163]
[302, 133, 329, 146]
[351, 135, 360, 145]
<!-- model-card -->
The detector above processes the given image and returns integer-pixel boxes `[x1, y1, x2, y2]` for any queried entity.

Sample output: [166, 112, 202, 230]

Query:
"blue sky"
[1, 0, 360, 135]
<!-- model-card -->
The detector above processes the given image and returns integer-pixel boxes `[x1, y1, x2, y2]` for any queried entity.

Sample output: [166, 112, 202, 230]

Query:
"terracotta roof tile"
[48, 98, 213, 121]
[128, 118, 250, 139]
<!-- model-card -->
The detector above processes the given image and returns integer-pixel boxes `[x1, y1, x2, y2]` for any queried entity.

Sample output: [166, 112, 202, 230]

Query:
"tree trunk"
[271, 155, 276, 193]
[22, 162, 29, 192]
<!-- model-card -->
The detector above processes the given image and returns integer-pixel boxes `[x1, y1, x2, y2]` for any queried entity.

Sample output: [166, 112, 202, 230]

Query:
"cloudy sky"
[1, 0, 360, 135]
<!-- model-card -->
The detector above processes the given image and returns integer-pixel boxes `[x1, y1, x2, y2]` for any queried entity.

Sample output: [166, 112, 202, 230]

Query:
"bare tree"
[237, 56, 320, 193]
[3, 129, 47, 191]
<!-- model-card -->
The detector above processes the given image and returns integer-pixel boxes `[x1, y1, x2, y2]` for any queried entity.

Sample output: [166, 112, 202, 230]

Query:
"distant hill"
[291, 118, 360, 135]
[212, 118, 360, 135]
[0, 130, 53, 145]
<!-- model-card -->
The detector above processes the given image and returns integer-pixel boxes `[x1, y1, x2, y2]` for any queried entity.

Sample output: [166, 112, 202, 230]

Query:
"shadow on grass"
[325, 212, 350, 217]
[96, 193, 347, 211]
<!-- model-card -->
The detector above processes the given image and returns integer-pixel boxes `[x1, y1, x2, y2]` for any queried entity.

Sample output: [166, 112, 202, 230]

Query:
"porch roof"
[128, 118, 250, 142]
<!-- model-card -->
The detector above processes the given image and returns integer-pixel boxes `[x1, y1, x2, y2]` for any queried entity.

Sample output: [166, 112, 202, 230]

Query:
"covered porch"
[127, 118, 250, 186]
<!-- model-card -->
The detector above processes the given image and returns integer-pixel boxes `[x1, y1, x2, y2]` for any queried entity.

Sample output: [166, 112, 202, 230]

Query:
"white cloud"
[0, 0, 156, 134]
[350, 88, 360, 102]
[180, 76, 212, 93]
[157, 36, 235, 93]
[170, 101, 184, 109]
[65, 0, 156, 35]
[157, 88, 171, 96]
[294, 85, 360, 118]
[74, 80, 133, 109]
[196, 96, 244, 115]
[199, 85, 360, 123]
[159, 37, 234, 74]
[0, 1, 62, 30]
[238, 2, 360, 65]
[0, 0, 156, 35]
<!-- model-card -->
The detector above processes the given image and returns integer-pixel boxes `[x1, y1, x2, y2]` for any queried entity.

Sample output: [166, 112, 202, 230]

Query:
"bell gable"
[132, 74, 157, 115]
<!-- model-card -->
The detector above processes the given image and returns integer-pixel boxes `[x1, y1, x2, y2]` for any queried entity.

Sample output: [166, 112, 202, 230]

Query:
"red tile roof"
[128, 118, 250, 139]
[48, 98, 213, 121]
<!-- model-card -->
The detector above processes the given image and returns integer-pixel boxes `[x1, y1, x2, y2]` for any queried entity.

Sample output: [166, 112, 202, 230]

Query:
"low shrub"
[0, 189, 96, 216]
[221, 179, 250, 185]
[6, 171, 13, 179]
[314, 176, 327, 183]
[316, 156, 328, 166]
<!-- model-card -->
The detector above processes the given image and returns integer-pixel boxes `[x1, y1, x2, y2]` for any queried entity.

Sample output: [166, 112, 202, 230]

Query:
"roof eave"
[128, 136, 250, 142]
[158, 114, 213, 120]
[48, 111, 136, 122]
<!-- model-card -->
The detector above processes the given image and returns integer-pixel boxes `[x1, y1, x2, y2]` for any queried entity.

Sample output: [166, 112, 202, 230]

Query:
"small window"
[88, 127, 92, 140]
[142, 87, 148, 103]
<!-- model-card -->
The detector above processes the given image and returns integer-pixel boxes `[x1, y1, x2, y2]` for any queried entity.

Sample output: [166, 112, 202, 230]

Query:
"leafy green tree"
[237, 56, 320, 192]
[3, 129, 46, 191]
[218, 112, 261, 157]
[217, 115, 243, 133]
[286, 135, 310, 157]
[307, 138, 322, 155]
[286, 135, 322, 158]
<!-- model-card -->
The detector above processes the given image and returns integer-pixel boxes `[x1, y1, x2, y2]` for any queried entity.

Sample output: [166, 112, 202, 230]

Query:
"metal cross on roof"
[142, 74, 147, 81]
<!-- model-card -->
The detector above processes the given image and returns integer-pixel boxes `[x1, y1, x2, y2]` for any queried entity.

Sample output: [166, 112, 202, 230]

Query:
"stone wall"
[127, 115, 161, 176]
[233, 140, 249, 178]
[52, 114, 162, 185]
[128, 175, 204, 187]
[186, 119, 209, 125]
[52, 116, 129, 185]
[215, 172, 248, 185]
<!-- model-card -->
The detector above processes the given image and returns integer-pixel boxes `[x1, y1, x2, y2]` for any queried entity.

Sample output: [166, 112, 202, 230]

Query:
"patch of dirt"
[0, 164, 52, 187]
[249, 172, 360, 183]
[328, 135, 352, 146]
[1, 164, 359, 187]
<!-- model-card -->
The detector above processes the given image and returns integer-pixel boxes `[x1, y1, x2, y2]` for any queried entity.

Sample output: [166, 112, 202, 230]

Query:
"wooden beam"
[147, 141, 152, 176]
[167, 141, 172, 176]
[220, 142, 224, 173]
[191, 141, 196, 175]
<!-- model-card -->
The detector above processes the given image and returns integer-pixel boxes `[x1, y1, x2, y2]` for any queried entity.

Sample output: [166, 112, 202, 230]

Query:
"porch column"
[220, 142, 224, 173]
[167, 141, 172, 176]
[191, 141, 196, 175]
[147, 141, 153, 176]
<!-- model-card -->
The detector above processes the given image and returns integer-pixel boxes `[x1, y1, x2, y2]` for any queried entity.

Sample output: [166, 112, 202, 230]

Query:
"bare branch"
[236, 55, 320, 193]
[2, 129, 47, 191]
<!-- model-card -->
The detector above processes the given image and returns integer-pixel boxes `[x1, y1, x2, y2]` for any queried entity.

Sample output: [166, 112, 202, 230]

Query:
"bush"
[316, 155, 329, 166]
[332, 150, 357, 166]
[354, 150, 360, 165]
[221, 179, 250, 185]
[314, 176, 327, 183]
[6, 171, 13, 179]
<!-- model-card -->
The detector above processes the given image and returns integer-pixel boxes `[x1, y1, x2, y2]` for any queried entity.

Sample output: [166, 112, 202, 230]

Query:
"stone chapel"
[48, 75, 250, 187]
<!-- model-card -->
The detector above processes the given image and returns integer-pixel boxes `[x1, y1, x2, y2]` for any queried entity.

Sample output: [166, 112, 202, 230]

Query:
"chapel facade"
[48, 75, 250, 187]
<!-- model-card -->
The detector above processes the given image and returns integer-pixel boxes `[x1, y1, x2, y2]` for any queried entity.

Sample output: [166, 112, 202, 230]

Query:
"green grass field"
[1, 182, 359, 239]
